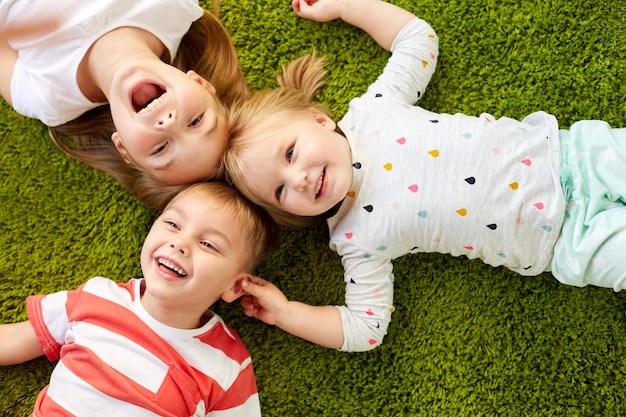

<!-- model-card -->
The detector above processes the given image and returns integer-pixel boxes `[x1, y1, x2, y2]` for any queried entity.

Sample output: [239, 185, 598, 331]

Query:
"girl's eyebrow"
[276, 136, 296, 164]
[275, 141, 286, 160]
[252, 158, 283, 205]
[258, 170, 281, 205]
[202, 111, 218, 136]
[154, 156, 175, 171]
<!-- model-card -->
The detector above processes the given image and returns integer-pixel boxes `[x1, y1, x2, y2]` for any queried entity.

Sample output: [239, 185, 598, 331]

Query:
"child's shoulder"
[198, 313, 252, 363]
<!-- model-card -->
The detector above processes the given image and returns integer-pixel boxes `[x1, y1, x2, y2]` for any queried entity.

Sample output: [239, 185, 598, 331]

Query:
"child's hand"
[291, 0, 343, 22]
[241, 276, 345, 349]
[240, 277, 289, 326]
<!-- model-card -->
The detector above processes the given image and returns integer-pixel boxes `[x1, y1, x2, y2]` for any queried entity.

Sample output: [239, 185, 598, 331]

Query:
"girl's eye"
[286, 145, 294, 162]
[275, 185, 284, 201]
[152, 142, 168, 155]
[189, 114, 204, 127]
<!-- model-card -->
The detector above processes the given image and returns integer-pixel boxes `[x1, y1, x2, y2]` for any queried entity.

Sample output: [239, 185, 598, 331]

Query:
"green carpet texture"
[2, 0, 626, 415]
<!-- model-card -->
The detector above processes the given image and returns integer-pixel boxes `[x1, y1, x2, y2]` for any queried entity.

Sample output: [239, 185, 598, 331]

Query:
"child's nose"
[292, 170, 308, 192]
[169, 239, 187, 255]
[156, 109, 176, 129]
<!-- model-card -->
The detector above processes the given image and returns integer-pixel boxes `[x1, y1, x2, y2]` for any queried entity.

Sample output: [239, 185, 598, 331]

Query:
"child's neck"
[77, 27, 166, 103]
[139, 286, 214, 330]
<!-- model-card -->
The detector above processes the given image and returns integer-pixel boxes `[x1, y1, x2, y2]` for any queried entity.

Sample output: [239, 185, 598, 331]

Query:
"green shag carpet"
[2, 0, 626, 415]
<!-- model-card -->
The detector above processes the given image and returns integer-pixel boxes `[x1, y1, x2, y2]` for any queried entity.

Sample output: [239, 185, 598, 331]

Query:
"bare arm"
[0, 321, 45, 366]
[292, 0, 416, 51]
[0, 35, 17, 105]
[241, 277, 344, 349]
[1, 17, 64, 106]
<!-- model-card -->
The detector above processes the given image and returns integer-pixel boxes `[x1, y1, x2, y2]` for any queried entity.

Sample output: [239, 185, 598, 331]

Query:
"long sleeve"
[335, 253, 395, 352]
[365, 17, 438, 105]
[329, 18, 438, 353]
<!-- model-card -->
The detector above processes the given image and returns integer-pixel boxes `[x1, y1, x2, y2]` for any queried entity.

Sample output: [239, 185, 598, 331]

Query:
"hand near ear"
[240, 276, 344, 349]
[240, 276, 289, 326]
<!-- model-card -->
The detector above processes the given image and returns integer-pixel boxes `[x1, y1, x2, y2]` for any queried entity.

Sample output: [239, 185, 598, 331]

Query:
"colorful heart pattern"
[336, 67, 565, 345]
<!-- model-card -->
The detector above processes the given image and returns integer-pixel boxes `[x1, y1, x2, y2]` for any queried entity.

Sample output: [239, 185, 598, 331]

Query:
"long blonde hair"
[50, 8, 248, 209]
[223, 52, 336, 227]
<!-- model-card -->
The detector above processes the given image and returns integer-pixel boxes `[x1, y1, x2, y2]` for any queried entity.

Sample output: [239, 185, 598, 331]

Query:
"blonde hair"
[50, 8, 248, 209]
[169, 181, 280, 272]
[222, 52, 334, 227]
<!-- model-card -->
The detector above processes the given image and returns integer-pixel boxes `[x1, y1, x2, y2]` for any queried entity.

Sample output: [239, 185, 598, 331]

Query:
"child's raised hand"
[291, 0, 343, 22]
[240, 277, 289, 326]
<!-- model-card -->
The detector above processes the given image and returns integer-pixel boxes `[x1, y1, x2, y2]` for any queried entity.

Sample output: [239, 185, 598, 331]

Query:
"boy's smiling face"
[139, 189, 250, 328]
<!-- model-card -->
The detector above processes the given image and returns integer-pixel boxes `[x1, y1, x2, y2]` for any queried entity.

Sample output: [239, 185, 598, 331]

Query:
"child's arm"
[0, 35, 17, 105]
[292, 0, 416, 51]
[241, 277, 344, 349]
[0, 321, 45, 366]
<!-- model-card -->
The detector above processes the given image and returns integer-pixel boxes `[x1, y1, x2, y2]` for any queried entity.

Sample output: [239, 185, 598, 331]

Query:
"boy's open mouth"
[157, 257, 187, 278]
[132, 83, 166, 114]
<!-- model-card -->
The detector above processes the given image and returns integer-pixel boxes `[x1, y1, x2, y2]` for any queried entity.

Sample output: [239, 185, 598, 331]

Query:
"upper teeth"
[158, 257, 186, 276]
[139, 93, 166, 114]
[315, 171, 324, 195]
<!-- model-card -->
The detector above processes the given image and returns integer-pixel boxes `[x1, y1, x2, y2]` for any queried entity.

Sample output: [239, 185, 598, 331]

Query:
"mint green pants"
[549, 120, 626, 291]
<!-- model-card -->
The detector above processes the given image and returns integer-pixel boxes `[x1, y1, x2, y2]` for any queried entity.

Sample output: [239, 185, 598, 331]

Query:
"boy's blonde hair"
[170, 181, 280, 272]
[222, 52, 334, 227]
[50, 9, 249, 209]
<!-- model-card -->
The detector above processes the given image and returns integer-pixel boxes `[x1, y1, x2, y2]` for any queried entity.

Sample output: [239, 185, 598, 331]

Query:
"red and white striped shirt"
[27, 277, 261, 416]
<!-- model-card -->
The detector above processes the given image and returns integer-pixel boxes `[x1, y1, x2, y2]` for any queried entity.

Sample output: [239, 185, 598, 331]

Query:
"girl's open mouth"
[315, 168, 326, 198]
[131, 83, 166, 114]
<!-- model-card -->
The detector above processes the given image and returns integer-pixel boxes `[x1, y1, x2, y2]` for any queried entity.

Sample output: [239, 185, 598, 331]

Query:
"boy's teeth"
[139, 93, 166, 114]
[158, 257, 186, 276]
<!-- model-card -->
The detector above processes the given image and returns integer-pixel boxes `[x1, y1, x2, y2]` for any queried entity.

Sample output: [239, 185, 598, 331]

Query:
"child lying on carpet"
[0, 0, 247, 208]
[221, 0, 626, 352]
[0, 181, 279, 416]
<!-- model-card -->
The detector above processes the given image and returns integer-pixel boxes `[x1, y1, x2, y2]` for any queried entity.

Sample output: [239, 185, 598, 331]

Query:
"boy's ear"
[220, 274, 252, 303]
[187, 70, 216, 94]
[111, 132, 133, 164]
[309, 108, 336, 131]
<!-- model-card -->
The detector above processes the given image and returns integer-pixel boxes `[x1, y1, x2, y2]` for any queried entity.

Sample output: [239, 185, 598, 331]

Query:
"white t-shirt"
[330, 18, 565, 352]
[1, 0, 203, 126]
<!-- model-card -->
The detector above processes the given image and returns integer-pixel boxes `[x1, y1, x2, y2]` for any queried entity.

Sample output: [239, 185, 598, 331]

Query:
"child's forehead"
[249, 110, 310, 135]
[167, 192, 225, 216]
[167, 192, 248, 229]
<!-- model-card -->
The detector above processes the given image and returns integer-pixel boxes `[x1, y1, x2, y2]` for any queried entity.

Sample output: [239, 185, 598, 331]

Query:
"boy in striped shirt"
[0, 181, 279, 416]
